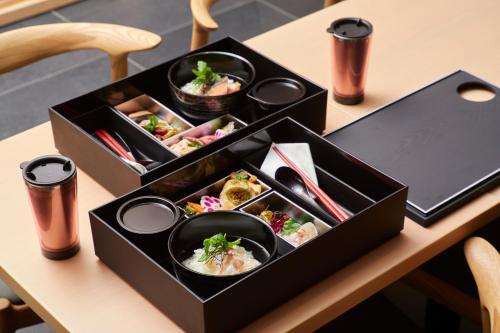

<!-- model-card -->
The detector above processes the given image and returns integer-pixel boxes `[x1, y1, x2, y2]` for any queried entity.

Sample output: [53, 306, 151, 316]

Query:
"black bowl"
[168, 211, 277, 287]
[167, 51, 256, 114]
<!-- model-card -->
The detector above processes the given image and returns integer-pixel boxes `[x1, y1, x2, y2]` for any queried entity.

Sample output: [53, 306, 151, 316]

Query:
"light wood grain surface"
[0, 0, 499, 332]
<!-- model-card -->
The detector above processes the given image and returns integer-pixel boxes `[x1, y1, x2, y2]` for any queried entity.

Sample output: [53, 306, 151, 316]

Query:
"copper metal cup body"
[22, 156, 80, 260]
[328, 18, 372, 105]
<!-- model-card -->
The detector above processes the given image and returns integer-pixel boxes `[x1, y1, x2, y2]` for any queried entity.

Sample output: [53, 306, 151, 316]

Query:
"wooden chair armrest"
[0, 23, 161, 80]
[190, 0, 219, 31]
[465, 237, 500, 333]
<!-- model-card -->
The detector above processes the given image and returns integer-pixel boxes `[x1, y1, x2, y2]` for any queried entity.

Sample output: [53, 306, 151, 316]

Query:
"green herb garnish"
[144, 115, 159, 133]
[192, 61, 221, 86]
[187, 141, 203, 148]
[235, 171, 249, 182]
[281, 219, 301, 236]
[184, 205, 197, 217]
[199, 233, 241, 264]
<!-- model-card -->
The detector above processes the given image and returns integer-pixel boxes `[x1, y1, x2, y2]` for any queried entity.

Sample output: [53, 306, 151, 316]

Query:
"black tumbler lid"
[327, 17, 373, 39]
[20, 155, 76, 186]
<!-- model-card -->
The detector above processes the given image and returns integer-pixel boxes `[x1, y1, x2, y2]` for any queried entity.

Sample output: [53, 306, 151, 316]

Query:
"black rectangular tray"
[89, 117, 407, 333]
[325, 70, 500, 226]
[49, 37, 327, 196]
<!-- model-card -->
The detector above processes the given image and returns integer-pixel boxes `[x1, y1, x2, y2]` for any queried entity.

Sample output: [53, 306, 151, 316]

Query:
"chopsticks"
[272, 145, 349, 222]
[95, 129, 136, 162]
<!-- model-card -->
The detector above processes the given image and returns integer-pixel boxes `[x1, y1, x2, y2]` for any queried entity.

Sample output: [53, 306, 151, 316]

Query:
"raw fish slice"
[206, 77, 228, 96]
[227, 81, 241, 94]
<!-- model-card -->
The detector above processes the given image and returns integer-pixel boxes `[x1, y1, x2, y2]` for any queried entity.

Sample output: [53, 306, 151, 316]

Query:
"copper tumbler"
[327, 17, 373, 105]
[21, 155, 79, 260]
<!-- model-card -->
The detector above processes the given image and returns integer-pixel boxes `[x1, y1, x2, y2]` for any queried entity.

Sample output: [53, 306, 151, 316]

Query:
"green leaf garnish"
[184, 205, 197, 217]
[187, 141, 203, 148]
[235, 171, 249, 182]
[144, 115, 159, 133]
[192, 61, 221, 86]
[198, 233, 241, 264]
[281, 219, 301, 236]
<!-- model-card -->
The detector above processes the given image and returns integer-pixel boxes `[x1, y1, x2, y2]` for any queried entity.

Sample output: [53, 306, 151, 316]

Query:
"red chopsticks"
[272, 145, 349, 222]
[95, 129, 136, 162]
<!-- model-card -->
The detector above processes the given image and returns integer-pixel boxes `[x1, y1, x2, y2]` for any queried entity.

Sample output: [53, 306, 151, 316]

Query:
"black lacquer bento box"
[49, 37, 327, 196]
[89, 118, 408, 333]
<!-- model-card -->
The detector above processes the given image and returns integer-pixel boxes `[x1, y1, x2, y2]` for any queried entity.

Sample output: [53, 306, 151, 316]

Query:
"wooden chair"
[190, 0, 343, 50]
[190, 0, 219, 50]
[0, 280, 42, 333]
[0, 22, 161, 80]
[0, 22, 161, 332]
[465, 237, 500, 333]
[324, 0, 342, 8]
[403, 236, 499, 333]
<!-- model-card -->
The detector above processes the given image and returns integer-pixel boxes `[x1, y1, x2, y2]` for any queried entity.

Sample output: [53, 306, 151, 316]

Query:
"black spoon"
[275, 166, 323, 211]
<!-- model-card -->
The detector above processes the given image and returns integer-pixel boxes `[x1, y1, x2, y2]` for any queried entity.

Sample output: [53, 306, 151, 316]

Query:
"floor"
[1, 1, 482, 332]
[0, 0, 323, 141]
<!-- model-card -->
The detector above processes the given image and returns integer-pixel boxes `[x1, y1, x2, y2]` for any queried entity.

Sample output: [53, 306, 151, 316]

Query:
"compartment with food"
[169, 211, 277, 286]
[51, 37, 328, 197]
[241, 192, 330, 247]
[115, 94, 193, 140]
[89, 117, 407, 333]
[164, 114, 245, 156]
[177, 170, 270, 217]
[168, 51, 256, 113]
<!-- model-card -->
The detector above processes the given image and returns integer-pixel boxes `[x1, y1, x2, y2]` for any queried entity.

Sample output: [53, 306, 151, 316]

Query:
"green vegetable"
[187, 140, 203, 148]
[221, 121, 235, 134]
[199, 233, 241, 263]
[192, 61, 221, 86]
[281, 219, 301, 236]
[234, 171, 249, 182]
[144, 115, 159, 133]
[184, 205, 197, 217]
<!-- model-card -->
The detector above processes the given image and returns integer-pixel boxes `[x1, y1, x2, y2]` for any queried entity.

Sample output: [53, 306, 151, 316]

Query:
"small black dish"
[168, 211, 277, 287]
[168, 51, 256, 114]
[116, 196, 180, 234]
[248, 77, 306, 111]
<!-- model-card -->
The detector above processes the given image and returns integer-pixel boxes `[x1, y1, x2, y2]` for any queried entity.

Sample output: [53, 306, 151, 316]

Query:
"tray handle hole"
[457, 82, 496, 102]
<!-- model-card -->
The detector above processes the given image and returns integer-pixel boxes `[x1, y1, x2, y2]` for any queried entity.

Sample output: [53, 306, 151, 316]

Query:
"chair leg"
[0, 299, 43, 333]
[0, 298, 15, 333]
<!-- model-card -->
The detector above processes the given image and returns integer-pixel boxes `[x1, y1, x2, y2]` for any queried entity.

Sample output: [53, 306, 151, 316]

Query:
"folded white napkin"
[260, 143, 318, 185]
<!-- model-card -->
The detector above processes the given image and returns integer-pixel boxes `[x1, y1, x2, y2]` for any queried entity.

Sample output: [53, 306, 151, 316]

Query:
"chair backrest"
[189, 0, 341, 50]
[190, 0, 219, 50]
[0, 22, 161, 81]
[465, 237, 500, 333]
[324, 0, 341, 7]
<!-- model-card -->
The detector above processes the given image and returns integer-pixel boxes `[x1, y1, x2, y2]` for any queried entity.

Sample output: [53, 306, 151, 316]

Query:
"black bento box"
[89, 118, 408, 333]
[49, 37, 327, 196]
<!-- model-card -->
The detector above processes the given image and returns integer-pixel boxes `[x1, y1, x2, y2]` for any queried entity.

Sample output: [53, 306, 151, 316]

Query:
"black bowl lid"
[20, 155, 75, 186]
[116, 196, 180, 234]
[251, 77, 306, 106]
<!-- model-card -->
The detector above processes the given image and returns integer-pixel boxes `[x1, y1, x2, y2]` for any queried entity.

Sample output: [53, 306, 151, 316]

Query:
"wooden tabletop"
[1, 0, 499, 332]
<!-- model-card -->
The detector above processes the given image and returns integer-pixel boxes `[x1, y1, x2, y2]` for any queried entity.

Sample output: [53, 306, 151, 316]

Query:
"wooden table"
[1, 0, 499, 331]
